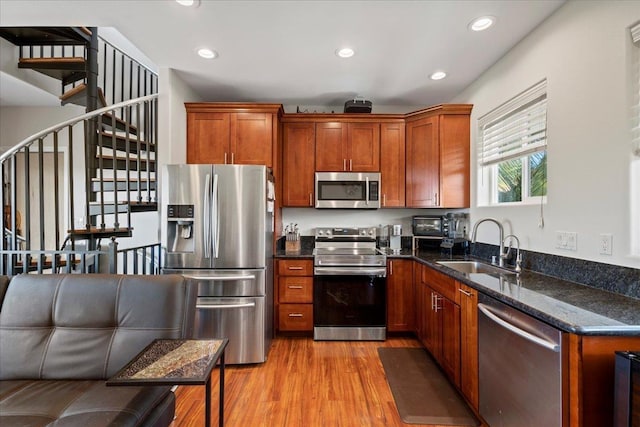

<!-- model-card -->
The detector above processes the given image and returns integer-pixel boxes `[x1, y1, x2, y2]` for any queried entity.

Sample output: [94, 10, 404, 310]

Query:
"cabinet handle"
[458, 288, 473, 297]
[435, 192, 439, 206]
[383, 194, 386, 207]
[288, 285, 303, 289]
[349, 159, 353, 171]
[389, 260, 393, 275]
[224, 152, 228, 164]
[309, 193, 313, 206]
[288, 266, 304, 270]
[231, 152, 235, 164]
[343, 159, 347, 171]
[288, 313, 304, 318]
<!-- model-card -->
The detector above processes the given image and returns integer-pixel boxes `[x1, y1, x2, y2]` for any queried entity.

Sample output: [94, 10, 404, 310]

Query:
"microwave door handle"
[365, 176, 369, 206]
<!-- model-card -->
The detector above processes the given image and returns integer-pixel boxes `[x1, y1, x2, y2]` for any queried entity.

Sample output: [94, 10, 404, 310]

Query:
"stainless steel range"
[313, 227, 387, 341]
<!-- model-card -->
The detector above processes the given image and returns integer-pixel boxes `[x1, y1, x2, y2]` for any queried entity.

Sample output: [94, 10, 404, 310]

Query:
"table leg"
[219, 351, 225, 427]
[205, 375, 211, 427]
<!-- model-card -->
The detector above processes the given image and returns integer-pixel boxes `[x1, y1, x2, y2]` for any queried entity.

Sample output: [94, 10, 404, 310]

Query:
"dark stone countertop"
[275, 248, 640, 336]
[413, 251, 640, 336]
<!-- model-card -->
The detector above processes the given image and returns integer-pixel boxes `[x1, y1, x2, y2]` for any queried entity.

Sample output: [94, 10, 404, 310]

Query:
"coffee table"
[107, 338, 228, 427]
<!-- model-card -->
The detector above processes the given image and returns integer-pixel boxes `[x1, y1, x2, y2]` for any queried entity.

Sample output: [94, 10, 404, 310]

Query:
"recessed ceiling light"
[430, 71, 447, 80]
[469, 16, 495, 31]
[176, 0, 200, 6]
[197, 48, 217, 59]
[336, 48, 355, 58]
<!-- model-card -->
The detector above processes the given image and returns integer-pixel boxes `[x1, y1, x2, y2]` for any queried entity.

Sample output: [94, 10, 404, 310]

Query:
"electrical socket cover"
[599, 233, 613, 255]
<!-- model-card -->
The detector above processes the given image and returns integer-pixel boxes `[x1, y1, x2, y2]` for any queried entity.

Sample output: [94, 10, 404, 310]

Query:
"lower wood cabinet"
[386, 259, 414, 332]
[277, 259, 313, 332]
[458, 282, 479, 409]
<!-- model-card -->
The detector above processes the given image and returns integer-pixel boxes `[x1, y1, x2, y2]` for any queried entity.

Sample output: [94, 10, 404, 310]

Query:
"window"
[478, 80, 547, 205]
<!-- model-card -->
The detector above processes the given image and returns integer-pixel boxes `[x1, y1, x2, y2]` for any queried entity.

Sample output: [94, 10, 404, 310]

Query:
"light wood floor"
[170, 335, 457, 427]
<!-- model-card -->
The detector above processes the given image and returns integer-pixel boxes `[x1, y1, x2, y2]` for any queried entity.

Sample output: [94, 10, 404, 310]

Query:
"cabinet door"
[347, 122, 380, 171]
[380, 122, 405, 207]
[440, 295, 461, 387]
[283, 123, 315, 206]
[406, 116, 440, 207]
[315, 122, 347, 171]
[424, 287, 442, 358]
[387, 259, 414, 332]
[440, 114, 470, 208]
[459, 283, 479, 410]
[230, 113, 273, 167]
[187, 112, 230, 164]
[413, 262, 423, 338]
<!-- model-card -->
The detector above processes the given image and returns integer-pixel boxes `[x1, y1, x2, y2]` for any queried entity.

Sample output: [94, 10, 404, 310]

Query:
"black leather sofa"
[0, 274, 197, 426]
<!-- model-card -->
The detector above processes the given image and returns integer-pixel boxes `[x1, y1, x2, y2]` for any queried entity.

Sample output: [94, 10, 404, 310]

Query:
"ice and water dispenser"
[166, 204, 195, 253]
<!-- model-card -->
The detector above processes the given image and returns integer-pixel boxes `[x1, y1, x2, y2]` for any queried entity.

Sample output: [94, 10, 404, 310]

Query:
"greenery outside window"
[478, 80, 548, 205]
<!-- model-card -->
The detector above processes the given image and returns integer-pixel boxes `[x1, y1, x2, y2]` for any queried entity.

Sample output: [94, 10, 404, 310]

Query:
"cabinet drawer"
[422, 265, 459, 304]
[279, 304, 313, 331]
[279, 277, 313, 303]
[278, 259, 313, 276]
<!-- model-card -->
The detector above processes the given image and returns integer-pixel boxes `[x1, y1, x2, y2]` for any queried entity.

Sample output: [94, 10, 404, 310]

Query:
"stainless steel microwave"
[315, 172, 381, 209]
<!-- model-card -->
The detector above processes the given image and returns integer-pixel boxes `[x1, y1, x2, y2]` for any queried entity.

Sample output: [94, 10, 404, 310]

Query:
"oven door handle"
[196, 302, 256, 310]
[314, 266, 387, 276]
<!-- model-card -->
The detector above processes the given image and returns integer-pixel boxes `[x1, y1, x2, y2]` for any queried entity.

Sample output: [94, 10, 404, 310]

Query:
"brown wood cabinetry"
[185, 103, 282, 167]
[417, 263, 462, 389]
[458, 282, 479, 409]
[315, 122, 380, 172]
[380, 122, 405, 207]
[277, 259, 313, 332]
[282, 123, 315, 207]
[405, 105, 471, 208]
[386, 259, 414, 332]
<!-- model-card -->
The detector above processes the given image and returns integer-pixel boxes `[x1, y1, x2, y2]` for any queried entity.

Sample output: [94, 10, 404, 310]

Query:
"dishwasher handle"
[478, 303, 560, 352]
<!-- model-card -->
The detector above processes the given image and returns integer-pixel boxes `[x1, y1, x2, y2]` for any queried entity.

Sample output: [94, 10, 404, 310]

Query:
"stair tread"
[97, 131, 154, 153]
[91, 177, 155, 182]
[67, 227, 134, 239]
[19, 57, 86, 84]
[60, 83, 107, 107]
[0, 27, 91, 46]
[101, 112, 138, 135]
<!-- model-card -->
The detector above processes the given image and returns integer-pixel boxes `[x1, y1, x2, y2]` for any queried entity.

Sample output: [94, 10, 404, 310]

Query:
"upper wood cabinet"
[282, 122, 315, 207]
[380, 122, 405, 207]
[185, 103, 282, 167]
[405, 105, 471, 208]
[315, 122, 380, 172]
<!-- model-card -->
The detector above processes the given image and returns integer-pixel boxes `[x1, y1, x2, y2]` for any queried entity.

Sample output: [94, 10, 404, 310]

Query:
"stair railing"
[0, 94, 158, 276]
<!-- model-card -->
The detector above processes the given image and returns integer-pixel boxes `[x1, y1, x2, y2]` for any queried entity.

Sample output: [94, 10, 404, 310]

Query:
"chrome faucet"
[471, 218, 506, 267]
[503, 234, 522, 273]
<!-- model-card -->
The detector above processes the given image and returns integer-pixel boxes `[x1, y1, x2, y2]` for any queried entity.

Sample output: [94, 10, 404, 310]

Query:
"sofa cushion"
[0, 274, 196, 380]
[0, 380, 173, 427]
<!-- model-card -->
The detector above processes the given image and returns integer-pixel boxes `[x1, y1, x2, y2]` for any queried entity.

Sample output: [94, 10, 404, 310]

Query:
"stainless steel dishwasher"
[478, 293, 564, 427]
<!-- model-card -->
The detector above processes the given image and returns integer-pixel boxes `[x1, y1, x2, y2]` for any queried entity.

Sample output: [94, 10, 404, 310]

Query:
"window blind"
[631, 22, 640, 157]
[478, 79, 547, 167]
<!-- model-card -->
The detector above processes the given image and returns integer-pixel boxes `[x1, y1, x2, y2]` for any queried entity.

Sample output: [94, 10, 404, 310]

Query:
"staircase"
[0, 27, 160, 275]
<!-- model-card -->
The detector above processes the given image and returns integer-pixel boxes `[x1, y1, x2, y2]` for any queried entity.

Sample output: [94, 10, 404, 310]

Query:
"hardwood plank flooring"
[170, 336, 465, 427]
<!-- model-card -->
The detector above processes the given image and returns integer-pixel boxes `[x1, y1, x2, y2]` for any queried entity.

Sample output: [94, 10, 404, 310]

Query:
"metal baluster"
[111, 46, 116, 107]
[37, 139, 45, 272]
[122, 251, 128, 274]
[112, 112, 119, 230]
[145, 100, 151, 202]
[136, 104, 142, 203]
[120, 51, 125, 116]
[142, 248, 147, 274]
[98, 125, 105, 229]
[53, 131, 60, 250]
[67, 124, 76, 250]
[133, 249, 138, 274]
[125, 106, 132, 230]
[23, 146, 31, 253]
[102, 40, 107, 101]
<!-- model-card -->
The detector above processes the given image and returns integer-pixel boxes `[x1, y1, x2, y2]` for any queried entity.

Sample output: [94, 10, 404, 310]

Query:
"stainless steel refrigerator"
[161, 164, 274, 364]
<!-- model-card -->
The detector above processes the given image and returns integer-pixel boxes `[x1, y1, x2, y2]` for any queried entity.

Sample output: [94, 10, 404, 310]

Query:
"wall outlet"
[556, 231, 578, 251]
[599, 233, 613, 255]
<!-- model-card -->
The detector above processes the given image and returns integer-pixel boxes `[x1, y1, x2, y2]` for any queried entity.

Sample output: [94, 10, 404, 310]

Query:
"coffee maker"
[441, 213, 469, 255]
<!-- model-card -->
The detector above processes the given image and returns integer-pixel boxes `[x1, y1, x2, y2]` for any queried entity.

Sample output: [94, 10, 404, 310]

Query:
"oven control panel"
[315, 227, 377, 238]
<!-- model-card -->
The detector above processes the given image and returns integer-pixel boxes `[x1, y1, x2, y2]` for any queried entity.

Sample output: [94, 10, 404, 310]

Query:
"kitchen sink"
[436, 260, 518, 277]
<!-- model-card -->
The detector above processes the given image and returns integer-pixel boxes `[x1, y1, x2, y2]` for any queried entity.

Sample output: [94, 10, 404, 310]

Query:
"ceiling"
[0, 0, 565, 112]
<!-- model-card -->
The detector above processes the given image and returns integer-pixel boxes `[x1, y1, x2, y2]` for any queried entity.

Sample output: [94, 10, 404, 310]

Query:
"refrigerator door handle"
[196, 302, 256, 310]
[183, 274, 256, 281]
[203, 173, 211, 258]
[211, 173, 220, 259]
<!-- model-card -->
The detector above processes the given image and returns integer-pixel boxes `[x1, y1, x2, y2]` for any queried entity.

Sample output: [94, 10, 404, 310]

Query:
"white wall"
[452, 0, 640, 269]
